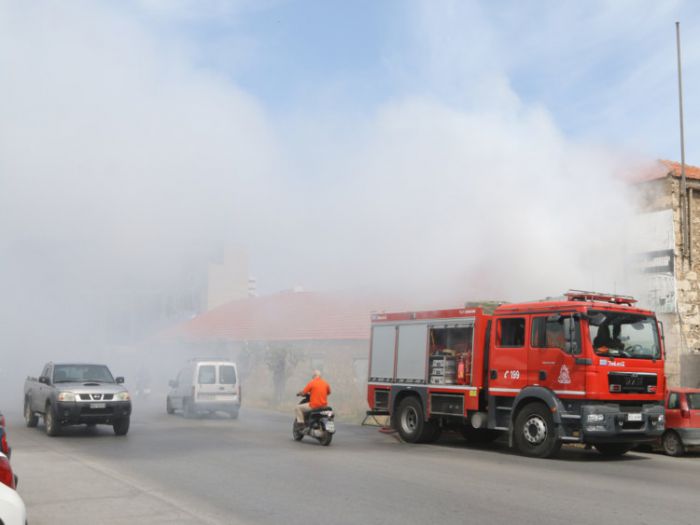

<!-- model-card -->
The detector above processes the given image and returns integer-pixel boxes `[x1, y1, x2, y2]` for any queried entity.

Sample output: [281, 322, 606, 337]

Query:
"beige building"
[206, 248, 252, 311]
[636, 160, 700, 387]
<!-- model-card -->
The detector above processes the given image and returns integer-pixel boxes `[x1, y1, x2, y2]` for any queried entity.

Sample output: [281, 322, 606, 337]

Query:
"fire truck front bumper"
[580, 403, 665, 443]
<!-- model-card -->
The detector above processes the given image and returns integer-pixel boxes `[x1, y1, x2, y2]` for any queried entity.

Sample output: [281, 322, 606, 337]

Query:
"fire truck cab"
[367, 291, 666, 458]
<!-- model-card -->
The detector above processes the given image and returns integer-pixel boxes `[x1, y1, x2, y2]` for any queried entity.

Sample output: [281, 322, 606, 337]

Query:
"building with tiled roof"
[170, 290, 372, 343]
[157, 290, 398, 415]
[635, 159, 700, 387]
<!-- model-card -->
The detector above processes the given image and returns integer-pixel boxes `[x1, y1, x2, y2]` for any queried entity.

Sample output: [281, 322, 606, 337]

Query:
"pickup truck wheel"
[513, 402, 561, 458]
[396, 397, 427, 444]
[24, 398, 39, 428]
[594, 443, 633, 457]
[113, 417, 130, 436]
[228, 408, 239, 419]
[662, 431, 684, 457]
[166, 397, 175, 415]
[45, 404, 61, 437]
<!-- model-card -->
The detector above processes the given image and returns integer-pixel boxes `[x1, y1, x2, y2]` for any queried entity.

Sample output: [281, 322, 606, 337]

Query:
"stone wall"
[635, 176, 700, 387]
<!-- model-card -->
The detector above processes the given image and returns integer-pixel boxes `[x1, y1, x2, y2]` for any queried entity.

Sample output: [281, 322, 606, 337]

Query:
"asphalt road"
[6, 401, 700, 525]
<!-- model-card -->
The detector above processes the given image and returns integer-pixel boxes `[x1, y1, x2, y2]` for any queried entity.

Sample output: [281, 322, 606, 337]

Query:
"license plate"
[90, 403, 106, 409]
[325, 421, 335, 433]
[627, 413, 642, 422]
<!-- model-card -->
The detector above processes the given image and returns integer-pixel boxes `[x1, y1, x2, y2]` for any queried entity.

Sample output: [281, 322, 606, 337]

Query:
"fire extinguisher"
[457, 358, 465, 385]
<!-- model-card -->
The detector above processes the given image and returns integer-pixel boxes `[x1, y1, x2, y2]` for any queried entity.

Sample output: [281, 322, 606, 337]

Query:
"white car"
[0, 454, 26, 525]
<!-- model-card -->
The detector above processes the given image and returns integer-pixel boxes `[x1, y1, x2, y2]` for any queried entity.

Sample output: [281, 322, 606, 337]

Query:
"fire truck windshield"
[587, 311, 661, 360]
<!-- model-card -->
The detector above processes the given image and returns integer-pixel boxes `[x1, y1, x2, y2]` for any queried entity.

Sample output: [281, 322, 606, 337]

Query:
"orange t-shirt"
[303, 377, 331, 408]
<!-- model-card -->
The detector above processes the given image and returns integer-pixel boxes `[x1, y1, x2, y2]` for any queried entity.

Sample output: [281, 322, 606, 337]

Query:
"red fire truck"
[366, 291, 666, 458]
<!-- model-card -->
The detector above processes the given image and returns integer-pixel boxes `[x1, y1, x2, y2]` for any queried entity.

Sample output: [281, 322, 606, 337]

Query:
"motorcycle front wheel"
[319, 431, 333, 446]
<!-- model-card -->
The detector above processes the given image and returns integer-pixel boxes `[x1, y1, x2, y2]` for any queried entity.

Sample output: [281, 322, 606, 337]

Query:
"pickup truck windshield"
[587, 310, 661, 360]
[53, 365, 115, 383]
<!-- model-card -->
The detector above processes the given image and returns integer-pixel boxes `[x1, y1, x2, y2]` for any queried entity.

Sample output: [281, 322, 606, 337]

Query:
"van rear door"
[196, 364, 218, 400]
[218, 364, 238, 399]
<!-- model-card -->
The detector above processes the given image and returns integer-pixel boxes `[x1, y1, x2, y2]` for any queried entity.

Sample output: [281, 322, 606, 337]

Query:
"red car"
[0, 428, 9, 460]
[0, 452, 14, 489]
[662, 388, 700, 456]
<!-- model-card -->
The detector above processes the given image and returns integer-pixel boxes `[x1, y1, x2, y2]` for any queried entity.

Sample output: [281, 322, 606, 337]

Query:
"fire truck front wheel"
[513, 402, 562, 458]
[396, 397, 429, 443]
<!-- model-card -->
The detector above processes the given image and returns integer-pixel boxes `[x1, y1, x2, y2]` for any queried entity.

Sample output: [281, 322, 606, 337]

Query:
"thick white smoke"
[0, 1, 674, 400]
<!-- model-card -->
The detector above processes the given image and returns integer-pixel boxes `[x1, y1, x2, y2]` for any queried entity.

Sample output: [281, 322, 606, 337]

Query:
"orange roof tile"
[166, 291, 379, 342]
[624, 159, 700, 184]
[659, 159, 700, 180]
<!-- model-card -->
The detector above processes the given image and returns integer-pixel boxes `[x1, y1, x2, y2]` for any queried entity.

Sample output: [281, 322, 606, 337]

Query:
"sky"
[1, 0, 700, 367]
[127, 0, 700, 161]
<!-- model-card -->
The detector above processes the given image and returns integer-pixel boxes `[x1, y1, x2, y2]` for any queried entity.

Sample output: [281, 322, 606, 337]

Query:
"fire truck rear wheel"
[421, 421, 442, 443]
[396, 397, 427, 443]
[513, 402, 561, 458]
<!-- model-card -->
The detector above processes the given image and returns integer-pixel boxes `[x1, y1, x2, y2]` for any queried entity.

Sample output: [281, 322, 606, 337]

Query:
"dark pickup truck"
[24, 362, 132, 436]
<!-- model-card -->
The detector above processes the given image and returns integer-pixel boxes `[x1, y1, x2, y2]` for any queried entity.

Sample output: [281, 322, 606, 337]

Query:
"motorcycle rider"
[295, 370, 331, 429]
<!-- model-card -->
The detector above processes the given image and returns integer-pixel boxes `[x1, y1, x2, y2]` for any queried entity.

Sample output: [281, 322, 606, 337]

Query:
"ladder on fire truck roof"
[564, 290, 637, 305]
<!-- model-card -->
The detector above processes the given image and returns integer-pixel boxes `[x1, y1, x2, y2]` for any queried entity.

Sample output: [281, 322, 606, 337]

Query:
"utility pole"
[676, 21, 689, 261]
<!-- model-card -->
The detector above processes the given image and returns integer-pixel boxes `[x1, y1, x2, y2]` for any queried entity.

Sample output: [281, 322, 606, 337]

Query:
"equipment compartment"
[430, 393, 464, 415]
[428, 324, 473, 385]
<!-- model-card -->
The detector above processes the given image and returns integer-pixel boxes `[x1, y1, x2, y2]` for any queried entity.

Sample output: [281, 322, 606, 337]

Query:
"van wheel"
[25, 398, 39, 427]
[594, 443, 632, 457]
[183, 399, 195, 419]
[396, 397, 427, 443]
[513, 402, 561, 458]
[229, 409, 239, 419]
[113, 417, 130, 436]
[166, 397, 175, 415]
[662, 431, 684, 457]
[45, 404, 61, 437]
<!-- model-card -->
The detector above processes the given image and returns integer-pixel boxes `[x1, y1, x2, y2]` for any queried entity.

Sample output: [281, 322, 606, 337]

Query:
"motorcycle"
[292, 394, 335, 446]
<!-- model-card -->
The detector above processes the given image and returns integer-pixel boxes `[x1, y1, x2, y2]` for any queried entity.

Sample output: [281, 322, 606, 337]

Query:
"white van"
[166, 359, 241, 418]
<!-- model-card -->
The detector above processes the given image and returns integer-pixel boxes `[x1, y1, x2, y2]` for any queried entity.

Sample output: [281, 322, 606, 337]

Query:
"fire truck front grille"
[608, 372, 656, 394]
